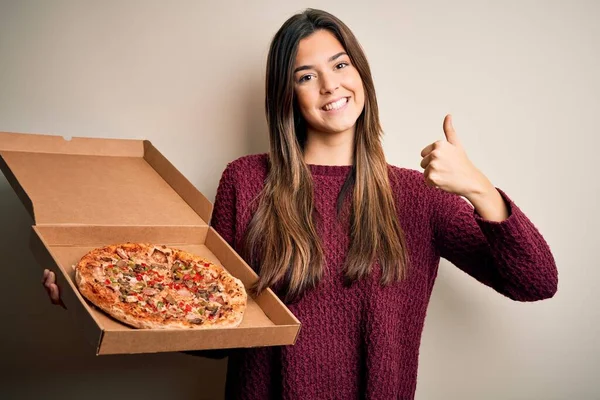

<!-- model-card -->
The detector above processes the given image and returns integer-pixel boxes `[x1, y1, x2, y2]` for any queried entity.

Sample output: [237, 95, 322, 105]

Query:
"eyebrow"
[293, 52, 348, 74]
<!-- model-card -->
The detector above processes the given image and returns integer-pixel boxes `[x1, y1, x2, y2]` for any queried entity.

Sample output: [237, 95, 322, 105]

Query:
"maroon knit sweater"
[207, 154, 557, 400]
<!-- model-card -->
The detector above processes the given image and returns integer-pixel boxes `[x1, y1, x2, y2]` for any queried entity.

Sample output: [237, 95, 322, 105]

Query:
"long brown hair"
[242, 9, 410, 302]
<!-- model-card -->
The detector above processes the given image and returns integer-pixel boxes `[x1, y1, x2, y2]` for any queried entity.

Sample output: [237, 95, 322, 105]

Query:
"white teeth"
[323, 97, 348, 111]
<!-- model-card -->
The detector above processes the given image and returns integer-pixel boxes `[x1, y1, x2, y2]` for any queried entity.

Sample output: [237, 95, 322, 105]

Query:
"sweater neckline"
[307, 163, 353, 176]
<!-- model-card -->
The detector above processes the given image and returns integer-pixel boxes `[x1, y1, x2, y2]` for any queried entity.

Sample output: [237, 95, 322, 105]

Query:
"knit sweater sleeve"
[431, 185, 558, 301]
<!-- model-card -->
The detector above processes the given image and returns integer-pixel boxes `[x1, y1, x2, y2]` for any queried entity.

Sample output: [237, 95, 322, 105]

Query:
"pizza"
[74, 243, 247, 329]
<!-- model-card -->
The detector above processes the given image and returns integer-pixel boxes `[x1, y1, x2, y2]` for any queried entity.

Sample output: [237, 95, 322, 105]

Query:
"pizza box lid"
[0, 131, 212, 227]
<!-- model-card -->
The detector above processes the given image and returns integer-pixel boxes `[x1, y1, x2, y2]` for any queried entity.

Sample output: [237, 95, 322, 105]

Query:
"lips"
[322, 97, 349, 111]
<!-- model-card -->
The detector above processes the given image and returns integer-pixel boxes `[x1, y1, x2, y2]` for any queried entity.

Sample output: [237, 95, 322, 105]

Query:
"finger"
[420, 143, 434, 158]
[44, 284, 55, 303]
[423, 166, 439, 188]
[51, 285, 67, 308]
[50, 284, 60, 302]
[43, 273, 50, 287]
[420, 140, 443, 157]
[420, 153, 432, 169]
[48, 271, 56, 284]
[443, 114, 461, 146]
[423, 165, 432, 185]
[43, 269, 52, 285]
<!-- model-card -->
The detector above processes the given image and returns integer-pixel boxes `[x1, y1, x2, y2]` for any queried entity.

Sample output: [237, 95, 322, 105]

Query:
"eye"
[298, 74, 314, 83]
[336, 62, 349, 69]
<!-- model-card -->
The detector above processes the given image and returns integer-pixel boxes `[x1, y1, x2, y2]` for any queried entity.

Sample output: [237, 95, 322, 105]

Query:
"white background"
[0, 1, 597, 399]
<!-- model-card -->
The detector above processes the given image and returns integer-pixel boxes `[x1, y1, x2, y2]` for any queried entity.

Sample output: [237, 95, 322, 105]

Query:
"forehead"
[294, 30, 346, 66]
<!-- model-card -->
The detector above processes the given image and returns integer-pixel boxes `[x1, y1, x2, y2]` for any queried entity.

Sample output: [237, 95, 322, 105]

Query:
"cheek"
[357, 86, 365, 109]
[352, 76, 365, 106]
[342, 70, 365, 109]
[295, 89, 319, 118]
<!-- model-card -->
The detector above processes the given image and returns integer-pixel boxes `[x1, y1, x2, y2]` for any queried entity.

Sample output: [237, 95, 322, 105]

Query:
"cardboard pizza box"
[0, 131, 300, 355]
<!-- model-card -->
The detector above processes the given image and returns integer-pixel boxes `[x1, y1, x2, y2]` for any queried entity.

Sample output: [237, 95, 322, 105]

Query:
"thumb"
[443, 114, 461, 146]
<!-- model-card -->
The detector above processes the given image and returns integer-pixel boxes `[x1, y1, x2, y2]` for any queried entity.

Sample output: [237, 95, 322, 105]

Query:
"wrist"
[464, 170, 494, 200]
[464, 175, 508, 222]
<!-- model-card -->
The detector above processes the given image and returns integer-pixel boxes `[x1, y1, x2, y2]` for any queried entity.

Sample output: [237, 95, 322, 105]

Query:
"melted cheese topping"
[95, 247, 232, 325]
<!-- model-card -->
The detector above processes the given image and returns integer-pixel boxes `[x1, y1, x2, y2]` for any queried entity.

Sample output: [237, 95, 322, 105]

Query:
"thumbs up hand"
[420, 114, 490, 197]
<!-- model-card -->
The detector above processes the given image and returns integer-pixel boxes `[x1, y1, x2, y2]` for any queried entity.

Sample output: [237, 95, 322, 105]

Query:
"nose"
[319, 71, 339, 95]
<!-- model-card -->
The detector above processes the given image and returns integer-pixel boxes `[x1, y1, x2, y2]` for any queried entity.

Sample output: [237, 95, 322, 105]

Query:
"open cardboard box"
[0, 131, 300, 355]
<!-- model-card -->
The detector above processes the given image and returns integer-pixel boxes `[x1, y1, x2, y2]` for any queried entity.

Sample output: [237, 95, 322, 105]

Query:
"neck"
[303, 126, 355, 166]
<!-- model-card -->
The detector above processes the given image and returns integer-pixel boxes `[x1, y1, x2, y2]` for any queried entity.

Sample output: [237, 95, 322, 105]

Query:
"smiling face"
[293, 29, 365, 140]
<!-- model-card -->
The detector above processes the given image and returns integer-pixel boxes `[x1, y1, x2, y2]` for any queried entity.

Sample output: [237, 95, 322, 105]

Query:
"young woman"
[43, 8, 558, 399]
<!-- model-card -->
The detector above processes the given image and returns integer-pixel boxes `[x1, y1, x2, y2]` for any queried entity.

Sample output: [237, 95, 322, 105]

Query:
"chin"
[311, 125, 351, 135]
[328, 120, 358, 134]
[305, 113, 360, 135]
